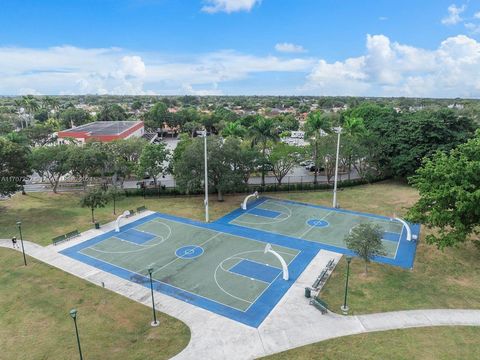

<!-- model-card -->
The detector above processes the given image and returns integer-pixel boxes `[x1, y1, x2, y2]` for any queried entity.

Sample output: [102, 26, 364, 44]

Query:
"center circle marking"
[175, 245, 204, 259]
[307, 219, 329, 228]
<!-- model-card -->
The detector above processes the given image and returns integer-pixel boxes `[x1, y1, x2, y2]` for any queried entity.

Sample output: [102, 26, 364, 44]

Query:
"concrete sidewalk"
[2, 237, 480, 360]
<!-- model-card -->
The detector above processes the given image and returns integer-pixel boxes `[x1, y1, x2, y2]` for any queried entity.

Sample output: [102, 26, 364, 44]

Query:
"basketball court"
[61, 196, 419, 327]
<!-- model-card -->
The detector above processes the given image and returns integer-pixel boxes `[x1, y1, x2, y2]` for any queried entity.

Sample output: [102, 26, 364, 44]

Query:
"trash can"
[304, 287, 311, 298]
[94, 222, 100, 229]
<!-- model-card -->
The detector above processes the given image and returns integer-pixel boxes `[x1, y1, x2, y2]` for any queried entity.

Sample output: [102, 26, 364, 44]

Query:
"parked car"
[136, 180, 157, 189]
[306, 164, 325, 172]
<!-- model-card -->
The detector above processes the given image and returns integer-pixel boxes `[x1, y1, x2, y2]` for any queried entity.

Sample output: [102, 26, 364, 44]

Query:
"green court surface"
[76, 217, 299, 312]
[229, 198, 403, 258]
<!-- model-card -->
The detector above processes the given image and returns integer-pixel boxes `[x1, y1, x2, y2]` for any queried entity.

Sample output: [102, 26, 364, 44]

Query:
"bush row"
[124, 176, 388, 198]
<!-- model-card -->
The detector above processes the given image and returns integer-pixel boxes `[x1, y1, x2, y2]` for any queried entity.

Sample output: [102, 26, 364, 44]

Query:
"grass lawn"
[1, 181, 480, 314]
[0, 191, 245, 246]
[1, 180, 480, 358]
[264, 326, 480, 360]
[0, 248, 190, 360]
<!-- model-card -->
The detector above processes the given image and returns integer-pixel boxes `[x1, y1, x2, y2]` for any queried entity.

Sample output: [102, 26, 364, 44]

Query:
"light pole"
[341, 256, 352, 314]
[332, 126, 342, 208]
[203, 129, 209, 223]
[147, 268, 160, 327]
[16, 221, 27, 266]
[69, 309, 84, 360]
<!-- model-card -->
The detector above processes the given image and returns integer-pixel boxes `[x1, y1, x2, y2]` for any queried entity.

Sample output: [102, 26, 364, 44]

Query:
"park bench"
[126, 209, 135, 217]
[310, 298, 329, 314]
[137, 206, 147, 213]
[312, 268, 328, 289]
[326, 258, 335, 269]
[52, 230, 80, 245]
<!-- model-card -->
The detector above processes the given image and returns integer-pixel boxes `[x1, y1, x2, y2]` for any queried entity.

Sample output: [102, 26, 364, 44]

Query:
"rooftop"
[60, 121, 143, 136]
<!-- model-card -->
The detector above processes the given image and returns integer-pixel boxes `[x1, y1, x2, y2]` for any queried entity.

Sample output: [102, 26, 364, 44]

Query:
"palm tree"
[249, 116, 279, 186]
[221, 121, 246, 138]
[342, 116, 366, 180]
[14, 99, 26, 128]
[305, 111, 332, 184]
[22, 95, 40, 127]
[42, 96, 60, 119]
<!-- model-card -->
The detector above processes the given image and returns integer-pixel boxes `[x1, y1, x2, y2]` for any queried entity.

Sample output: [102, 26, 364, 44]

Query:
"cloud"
[0, 46, 151, 95]
[2, 34, 480, 97]
[379, 16, 388, 21]
[465, 22, 480, 34]
[0, 46, 313, 95]
[201, 0, 260, 14]
[304, 34, 480, 98]
[442, 4, 466, 25]
[475, 11, 480, 19]
[275, 43, 307, 53]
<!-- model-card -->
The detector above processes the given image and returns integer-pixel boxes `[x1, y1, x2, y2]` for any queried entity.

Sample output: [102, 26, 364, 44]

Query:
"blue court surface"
[61, 197, 419, 327]
[216, 197, 420, 269]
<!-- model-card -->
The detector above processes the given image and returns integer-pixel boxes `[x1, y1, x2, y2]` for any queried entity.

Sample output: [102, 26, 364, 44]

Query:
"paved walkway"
[2, 224, 480, 359]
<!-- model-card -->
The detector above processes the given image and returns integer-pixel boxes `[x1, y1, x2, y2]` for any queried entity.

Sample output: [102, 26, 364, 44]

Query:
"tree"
[341, 116, 366, 180]
[173, 136, 245, 201]
[22, 95, 40, 126]
[175, 107, 201, 131]
[221, 121, 246, 138]
[0, 114, 15, 136]
[107, 186, 125, 215]
[97, 104, 127, 122]
[407, 131, 480, 249]
[60, 108, 91, 128]
[390, 109, 476, 177]
[22, 123, 57, 146]
[268, 142, 305, 185]
[67, 145, 103, 190]
[144, 102, 169, 130]
[80, 187, 109, 223]
[107, 138, 147, 187]
[345, 223, 386, 275]
[0, 138, 31, 196]
[30, 145, 70, 193]
[274, 114, 300, 132]
[182, 121, 202, 138]
[305, 111, 331, 184]
[34, 109, 49, 122]
[131, 100, 143, 111]
[136, 143, 170, 186]
[344, 103, 398, 177]
[249, 117, 279, 186]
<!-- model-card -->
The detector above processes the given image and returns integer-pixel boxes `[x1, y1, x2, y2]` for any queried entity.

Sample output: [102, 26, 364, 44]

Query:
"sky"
[0, 0, 480, 97]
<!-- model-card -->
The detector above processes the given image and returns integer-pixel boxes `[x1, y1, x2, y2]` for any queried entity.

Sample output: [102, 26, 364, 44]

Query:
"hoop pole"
[333, 128, 342, 208]
[204, 131, 209, 223]
[265, 243, 289, 280]
[394, 217, 412, 241]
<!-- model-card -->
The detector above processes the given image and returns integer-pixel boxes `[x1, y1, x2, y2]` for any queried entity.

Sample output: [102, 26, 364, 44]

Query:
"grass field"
[0, 248, 190, 360]
[0, 192, 244, 246]
[264, 326, 480, 360]
[1, 180, 480, 358]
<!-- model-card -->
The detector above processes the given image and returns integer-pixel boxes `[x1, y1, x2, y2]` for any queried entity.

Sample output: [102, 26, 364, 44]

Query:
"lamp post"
[203, 129, 209, 223]
[147, 268, 160, 327]
[341, 256, 352, 314]
[69, 309, 84, 360]
[332, 126, 342, 208]
[16, 221, 27, 266]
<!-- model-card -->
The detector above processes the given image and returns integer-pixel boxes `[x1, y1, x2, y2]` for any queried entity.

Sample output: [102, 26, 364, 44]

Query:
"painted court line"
[223, 258, 271, 285]
[152, 233, 221, 275]
[229, 259, 282, 283]
[78, 245, 253, 313]
[244, 249, 300, 312]
[299, 211, 333, 239]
